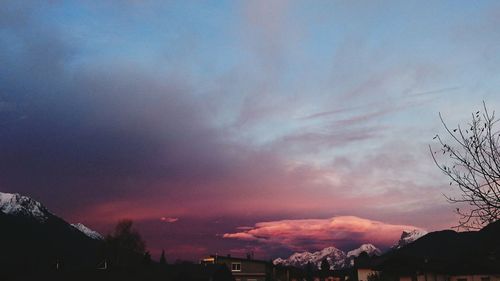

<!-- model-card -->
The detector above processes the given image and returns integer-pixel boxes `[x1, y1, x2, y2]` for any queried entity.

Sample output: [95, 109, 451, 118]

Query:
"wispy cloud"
[406, 86, 461, 97]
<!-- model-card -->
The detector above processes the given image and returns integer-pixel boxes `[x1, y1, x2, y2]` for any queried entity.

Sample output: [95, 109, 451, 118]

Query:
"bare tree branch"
[430, 102, 500, 230]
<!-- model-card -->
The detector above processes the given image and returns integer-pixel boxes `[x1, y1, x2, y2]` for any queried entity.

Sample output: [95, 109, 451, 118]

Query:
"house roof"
[210, 255, 271, 265]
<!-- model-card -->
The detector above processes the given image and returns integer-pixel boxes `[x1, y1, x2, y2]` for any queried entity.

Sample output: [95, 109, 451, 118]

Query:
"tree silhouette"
[305, 261, 314, 281]
[105, 219, 146, 267]
[160, 249, 167, 265]
[431, 102, 500, 229]
[320, 258, 330, 272]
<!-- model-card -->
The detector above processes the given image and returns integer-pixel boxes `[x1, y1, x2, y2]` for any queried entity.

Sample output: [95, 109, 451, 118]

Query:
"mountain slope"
[0, 192, 103, 273]
[391, 229, 427, 249]
[71, 223, 103, 240]
[379, 220, 500, 273]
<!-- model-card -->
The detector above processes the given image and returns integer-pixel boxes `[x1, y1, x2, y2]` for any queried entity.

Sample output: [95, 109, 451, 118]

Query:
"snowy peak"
[347, 244, 381, 257]
[392, 229, 428, 249]
[71, 223, 103, 240]
[274, 246, 347, 270]
[0, 192, 50, 222]
[274, 244, 383, 270]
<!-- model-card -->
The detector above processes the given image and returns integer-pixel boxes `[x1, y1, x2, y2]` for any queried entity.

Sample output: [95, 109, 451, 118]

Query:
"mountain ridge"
[273, 243, 381, 269]
[0, 192, 51, 222]
[273, 228, 428, 270]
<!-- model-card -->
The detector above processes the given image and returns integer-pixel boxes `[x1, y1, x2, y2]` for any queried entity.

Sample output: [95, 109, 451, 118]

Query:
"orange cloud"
[224, 216, 425, 251]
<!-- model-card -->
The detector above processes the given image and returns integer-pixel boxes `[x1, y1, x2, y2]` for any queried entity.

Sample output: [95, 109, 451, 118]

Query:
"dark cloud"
[0, 2, 231, 212]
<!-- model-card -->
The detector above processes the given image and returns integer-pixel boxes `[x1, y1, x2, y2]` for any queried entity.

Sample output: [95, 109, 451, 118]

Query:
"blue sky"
[1, 1, 500, 260]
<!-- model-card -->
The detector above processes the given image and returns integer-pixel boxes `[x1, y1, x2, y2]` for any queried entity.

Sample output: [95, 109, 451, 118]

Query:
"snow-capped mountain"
[344, 244, 382, 267]
[0, 192, 50, 222]
[392, 229, 428, 249]
[0, 191, 103, 271]
[347, 244, 381, 257]
[71, 223, 103, 240]
[274, 232, 427, 270]
[274, 244, 382, 269]
[273, 246, 347, 270]
[0, 192, 104, 240]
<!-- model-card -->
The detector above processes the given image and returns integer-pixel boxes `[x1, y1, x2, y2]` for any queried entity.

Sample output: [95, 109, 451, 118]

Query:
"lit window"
[231, 262, 241, 271]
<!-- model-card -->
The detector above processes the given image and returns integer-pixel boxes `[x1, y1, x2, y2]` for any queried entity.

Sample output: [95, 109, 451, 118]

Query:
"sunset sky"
[1, 1, 500, 260]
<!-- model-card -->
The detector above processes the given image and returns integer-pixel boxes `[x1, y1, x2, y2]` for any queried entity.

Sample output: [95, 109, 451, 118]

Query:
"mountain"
[379, 220, 500, 273]
[273, 227, 428, 270]
[347, 244, 381, 258]
[0, 191, 103, 274]
[274, 244, 381, 270]
[274, 246, 347, 270]
[71, 223, 103, 240]
[391, 229, 427, 249]
[0, 192, 51, 221]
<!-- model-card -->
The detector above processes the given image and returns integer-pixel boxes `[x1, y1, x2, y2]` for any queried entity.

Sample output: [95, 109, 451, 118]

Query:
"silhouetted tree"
[105, 219, 146, 267]
[355, 251, 370, 267]
[160, 249, 167, 265]
[305, 261, 314, 281]
[143, 251, 152, 265]
[320, 258, 330, 272]
[431, 102, 500, 229]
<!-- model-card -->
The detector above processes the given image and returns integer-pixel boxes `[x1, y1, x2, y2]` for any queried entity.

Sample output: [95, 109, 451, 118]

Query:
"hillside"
[0, 192, 103, 273]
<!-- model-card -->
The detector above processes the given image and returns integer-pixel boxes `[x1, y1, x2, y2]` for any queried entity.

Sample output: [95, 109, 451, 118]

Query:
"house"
[377, 254, 500, 281]
[273, 264, 307, 281]
[203, 254, 273, 281]
[396, 271, 500, 281]
[356, 268, 378, 281]
[352, 252, 380, 281]
[7, 264, 234, 281]
[167, 263, 234, 281]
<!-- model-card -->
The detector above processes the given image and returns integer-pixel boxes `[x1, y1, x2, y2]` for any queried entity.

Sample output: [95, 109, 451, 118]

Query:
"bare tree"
[431, 102, 500, 230]
[105, 219, 146, 266]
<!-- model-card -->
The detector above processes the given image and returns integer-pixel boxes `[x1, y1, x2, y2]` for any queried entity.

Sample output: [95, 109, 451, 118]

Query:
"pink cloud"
[161, 217, 179, 223]
[224, 216, 425, 251]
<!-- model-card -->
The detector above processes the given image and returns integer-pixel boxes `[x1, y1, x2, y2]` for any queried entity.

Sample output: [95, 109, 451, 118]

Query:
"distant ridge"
[273, 244, 381, 269]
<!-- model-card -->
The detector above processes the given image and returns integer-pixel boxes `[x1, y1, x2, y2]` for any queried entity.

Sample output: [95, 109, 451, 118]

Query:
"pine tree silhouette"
[160, 249, 167, 265]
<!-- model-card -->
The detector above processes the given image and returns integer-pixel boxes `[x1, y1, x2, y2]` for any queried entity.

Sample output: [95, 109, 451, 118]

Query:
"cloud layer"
[224, 216, 425, 251]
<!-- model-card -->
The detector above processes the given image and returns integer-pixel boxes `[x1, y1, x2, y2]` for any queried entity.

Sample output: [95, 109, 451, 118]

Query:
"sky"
[1, 1, 500, 261]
